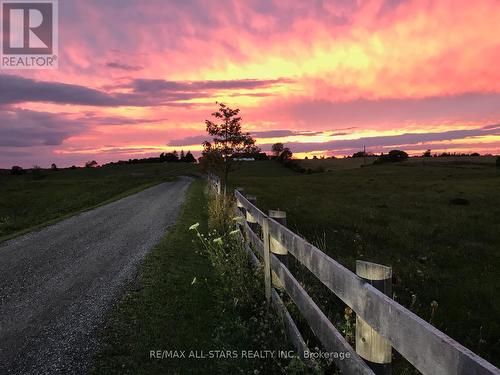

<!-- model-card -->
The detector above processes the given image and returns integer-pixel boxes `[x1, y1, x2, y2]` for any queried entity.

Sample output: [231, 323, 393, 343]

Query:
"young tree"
[180, 150, 185, 161]
[278, 147, 292, 161]
[163, 152, 179, 163]
[51, 163, 58, 170]
[85, 160, 98, 168]
[184, 151, 196, 163]
[203, 103, 259, 189]
[271, 142, 284, 158]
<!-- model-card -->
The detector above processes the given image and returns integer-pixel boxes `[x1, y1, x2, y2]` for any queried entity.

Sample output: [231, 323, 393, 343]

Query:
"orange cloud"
[2, 0, 500, 167]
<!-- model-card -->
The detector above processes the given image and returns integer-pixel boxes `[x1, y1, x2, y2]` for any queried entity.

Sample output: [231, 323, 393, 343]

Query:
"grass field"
[231, 159, 500, 368]
[298, 155, 497, 172]
[0, 163, 198, 240]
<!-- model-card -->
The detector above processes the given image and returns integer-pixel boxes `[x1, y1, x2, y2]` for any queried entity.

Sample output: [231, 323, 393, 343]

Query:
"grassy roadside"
[92, 180, 299, 374]
[0, 163, 198, 242]
[92, 180, 218, 374]
[0, 179, 170, 244]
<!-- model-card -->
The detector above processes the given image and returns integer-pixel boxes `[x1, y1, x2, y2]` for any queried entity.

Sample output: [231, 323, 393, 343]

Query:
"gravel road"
[0, 177, 193, 374]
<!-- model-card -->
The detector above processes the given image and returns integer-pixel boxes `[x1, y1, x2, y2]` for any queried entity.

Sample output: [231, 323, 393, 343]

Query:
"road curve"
[0, 177, 193, 375]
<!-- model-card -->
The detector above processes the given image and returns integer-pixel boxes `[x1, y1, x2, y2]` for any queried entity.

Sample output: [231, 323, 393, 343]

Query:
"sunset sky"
[1, 0, 500, 167]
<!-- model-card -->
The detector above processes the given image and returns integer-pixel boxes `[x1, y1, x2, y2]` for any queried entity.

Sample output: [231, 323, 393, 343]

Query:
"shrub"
[85, 160, 98, 168]
[189, 193, 307, 373]
[207, 192, 236, 235]
[282, 159, 306, 173]
[10, 166, 25, 175]
[375, 149, 409, 164]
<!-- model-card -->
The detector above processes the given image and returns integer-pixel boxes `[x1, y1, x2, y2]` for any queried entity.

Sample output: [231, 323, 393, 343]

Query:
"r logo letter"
[2, 1, 54, 54]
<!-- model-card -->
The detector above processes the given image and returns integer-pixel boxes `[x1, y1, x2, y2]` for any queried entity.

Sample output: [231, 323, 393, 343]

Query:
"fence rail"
[209, 175, 500, 375]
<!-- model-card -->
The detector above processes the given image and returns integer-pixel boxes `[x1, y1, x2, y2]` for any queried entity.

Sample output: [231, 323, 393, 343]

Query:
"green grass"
[0, 163, 198, 240]
[298, 155, 497, 172]
[230, 160, 297, 179]
[92, 180, 219, 374]
[231, 160, 500, 368]
[92, 180, 298, 374]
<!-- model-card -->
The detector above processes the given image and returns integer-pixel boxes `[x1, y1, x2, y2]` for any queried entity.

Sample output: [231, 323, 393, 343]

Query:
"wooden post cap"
[269, 210, 287, 226]
[355, 260, 392, 374]
[246, 195, 257, 203]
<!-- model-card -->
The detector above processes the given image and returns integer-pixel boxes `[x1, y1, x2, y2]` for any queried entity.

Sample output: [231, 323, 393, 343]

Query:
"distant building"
[233, 157, 255, 161]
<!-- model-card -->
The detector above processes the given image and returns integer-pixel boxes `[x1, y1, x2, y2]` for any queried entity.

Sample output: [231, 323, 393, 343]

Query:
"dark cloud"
[105, 62, 143, 71]
[78, 112, 161, 125]
[0, 108, 87, 147]
[166, 129, 328, 146]
[0, 74, 121, 106]
[278, 93, 500, 125]
[252, 130, 326, 137]
[167, 135, 207, 147]
[0, 107, 161, 149]
[258, 124, 500, 153]
[0, 74, 292, 107]
[167, 125, 500, 153]
[253, 130, 295, 138]
[129, 78, 292, 93]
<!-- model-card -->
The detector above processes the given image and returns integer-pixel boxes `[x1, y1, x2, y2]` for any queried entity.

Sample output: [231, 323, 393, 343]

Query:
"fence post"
[235, 187, 245, 212]
[245, 195, 258, 233]
[262, 217, 272, 302]
[355, 260, 392, 375]
[268, 210, 288, 288]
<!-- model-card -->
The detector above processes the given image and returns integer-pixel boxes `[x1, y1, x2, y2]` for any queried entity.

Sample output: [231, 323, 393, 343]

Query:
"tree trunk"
[223, 161, 229, 196]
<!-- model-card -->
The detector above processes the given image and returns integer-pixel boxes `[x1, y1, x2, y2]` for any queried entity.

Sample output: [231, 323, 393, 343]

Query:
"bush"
[282, 159, 306, 173]
[10, 166, 25, 175]
[189, 192, 308, 373]
[207, 192, 236, 235]
[375, 149, 409, 164]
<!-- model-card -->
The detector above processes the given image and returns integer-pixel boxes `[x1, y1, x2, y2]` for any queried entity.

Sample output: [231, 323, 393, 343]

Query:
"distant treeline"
[4, 149, 500, 177]
[349, 150, 490, 158]
[106, 150, 196, 165]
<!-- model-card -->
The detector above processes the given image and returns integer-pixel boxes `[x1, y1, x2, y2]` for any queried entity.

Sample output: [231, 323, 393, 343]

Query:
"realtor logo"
[1, 0, 58, 69]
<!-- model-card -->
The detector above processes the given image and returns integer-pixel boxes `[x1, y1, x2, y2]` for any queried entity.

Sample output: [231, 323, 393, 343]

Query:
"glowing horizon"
[1, 0, 500, 167]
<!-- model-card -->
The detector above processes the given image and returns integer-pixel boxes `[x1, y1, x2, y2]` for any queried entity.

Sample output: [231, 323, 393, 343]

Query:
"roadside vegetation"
[0, 163, 197, 240]
[92, 180, 304, 374]
[230, 159, 500, 369]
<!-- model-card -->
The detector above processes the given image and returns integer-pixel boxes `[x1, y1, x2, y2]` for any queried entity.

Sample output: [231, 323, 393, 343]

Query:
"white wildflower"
[189, 223, 200, 230]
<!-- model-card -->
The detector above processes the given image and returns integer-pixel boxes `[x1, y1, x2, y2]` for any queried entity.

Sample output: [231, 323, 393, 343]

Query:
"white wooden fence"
[208, 175, 500, 375]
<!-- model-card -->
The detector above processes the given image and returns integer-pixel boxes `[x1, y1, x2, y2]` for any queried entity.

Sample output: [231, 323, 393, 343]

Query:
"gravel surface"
[0, 177, 193, 375]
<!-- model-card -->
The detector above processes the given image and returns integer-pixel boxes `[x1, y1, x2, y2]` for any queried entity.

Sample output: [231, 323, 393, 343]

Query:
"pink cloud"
[1, 0, 500, 167]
